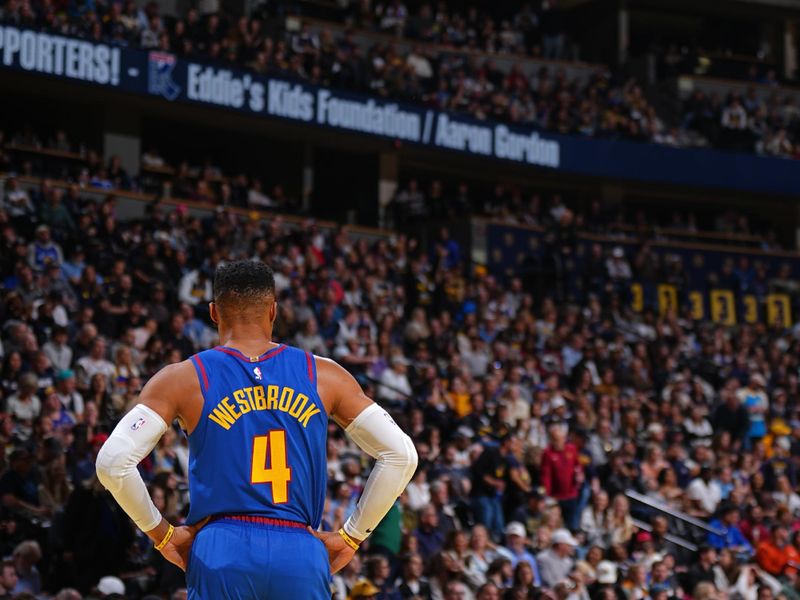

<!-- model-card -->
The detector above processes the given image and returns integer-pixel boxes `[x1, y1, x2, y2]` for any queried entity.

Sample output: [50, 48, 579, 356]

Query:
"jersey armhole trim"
[190, 354, 210, 396]
[305, 351, 317, 389]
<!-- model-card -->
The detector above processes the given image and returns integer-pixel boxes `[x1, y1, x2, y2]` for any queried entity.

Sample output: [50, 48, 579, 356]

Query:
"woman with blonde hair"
[112, 344, 140, 395]
[609, 494, 636, 545]
[465, 524, 506, 584]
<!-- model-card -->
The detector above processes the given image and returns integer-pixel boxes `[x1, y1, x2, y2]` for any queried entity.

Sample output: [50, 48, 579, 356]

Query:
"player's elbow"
[95, 437, 131, 492]
[391, 433, 418, 487]
[404, 434, 419, 472]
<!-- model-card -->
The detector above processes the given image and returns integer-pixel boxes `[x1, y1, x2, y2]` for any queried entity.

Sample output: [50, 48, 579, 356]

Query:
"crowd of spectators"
[4, 124, 786, 250]
[0, 127, 296, 214]
[388, 178, 784, 252]
[0, 0, 741, 150]
[681, 89, 799, 158]
[2, 0, 799, 155]
[2, 148, 800, 600]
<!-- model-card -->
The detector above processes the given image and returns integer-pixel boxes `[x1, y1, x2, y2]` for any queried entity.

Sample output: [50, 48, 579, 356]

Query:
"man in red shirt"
[540, 424, 584, 530]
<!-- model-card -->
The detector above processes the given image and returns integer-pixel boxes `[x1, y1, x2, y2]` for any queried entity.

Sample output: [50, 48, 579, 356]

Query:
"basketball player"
[96, 261, 418, 598]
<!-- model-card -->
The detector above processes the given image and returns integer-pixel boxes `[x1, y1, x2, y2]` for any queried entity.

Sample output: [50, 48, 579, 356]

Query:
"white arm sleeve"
[95, 404, 169, 532]
[342, 403, 418, 541]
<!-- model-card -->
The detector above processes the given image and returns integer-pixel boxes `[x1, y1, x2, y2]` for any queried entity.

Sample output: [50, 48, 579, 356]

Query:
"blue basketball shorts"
[186, 518, 331, 599]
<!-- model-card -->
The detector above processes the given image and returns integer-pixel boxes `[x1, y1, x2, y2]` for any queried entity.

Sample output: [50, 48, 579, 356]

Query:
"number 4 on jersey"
[251, 430, 292, 504]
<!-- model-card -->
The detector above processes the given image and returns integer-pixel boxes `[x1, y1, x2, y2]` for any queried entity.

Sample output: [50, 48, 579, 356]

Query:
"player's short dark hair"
[213, 260, 276, 314]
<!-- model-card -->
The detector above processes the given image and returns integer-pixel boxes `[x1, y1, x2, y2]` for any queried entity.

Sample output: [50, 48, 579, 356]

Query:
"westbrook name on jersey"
[185, 343, 328, 528]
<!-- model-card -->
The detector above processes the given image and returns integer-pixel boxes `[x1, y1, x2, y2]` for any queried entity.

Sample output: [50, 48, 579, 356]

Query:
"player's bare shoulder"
[139, 360, 204, 432]
[313, 355, 373, 428]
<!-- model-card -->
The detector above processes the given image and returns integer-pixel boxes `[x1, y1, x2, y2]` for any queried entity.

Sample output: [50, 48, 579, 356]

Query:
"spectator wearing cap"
[537, 528, 577, 587]
[540, 424, 584, 530]
[708, 504, 754, 558]
[42, 327, 72, 373]
[27, 225, 63, 272]
[738, 374, 769, 448]
[54, 370, 84, 421]
[96, 575, 125, 597]
[502, 521, 540, 584]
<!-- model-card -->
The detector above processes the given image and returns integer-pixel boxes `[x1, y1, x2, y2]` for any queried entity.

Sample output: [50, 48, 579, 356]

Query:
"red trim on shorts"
[212, 514, 307, 529]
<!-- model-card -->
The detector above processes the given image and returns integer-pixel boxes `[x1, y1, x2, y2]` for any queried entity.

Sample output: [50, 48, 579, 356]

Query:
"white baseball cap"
[596, 560, 618, 584]
[97, 575, 125, 595]
[551, 528, 579, 546]
[505, 521, 527, 538]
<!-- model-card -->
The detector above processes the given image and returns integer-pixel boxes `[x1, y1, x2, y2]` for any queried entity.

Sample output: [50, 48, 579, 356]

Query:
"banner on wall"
[628, 284, 793, 327]
[1, 25, 799, 195]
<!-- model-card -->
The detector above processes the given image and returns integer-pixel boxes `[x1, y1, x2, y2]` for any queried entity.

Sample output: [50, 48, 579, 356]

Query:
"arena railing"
[676, 74, 800, 108]
[625, 489, 725, 537]
[0, 173, 392, 243]
[629, 517, 698, 552]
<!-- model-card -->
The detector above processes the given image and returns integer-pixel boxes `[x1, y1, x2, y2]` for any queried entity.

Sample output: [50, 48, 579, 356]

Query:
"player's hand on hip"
[307, 526, 357, 574]
[159, 518, 209, 572]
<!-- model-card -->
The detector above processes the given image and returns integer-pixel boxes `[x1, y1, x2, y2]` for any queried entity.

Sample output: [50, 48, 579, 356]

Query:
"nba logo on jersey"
[253, 367, 262, 380]
[131, 417, 146, 430]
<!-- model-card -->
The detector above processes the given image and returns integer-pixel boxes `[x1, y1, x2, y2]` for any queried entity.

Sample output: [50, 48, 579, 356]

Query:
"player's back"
[184, 343, 330, 599]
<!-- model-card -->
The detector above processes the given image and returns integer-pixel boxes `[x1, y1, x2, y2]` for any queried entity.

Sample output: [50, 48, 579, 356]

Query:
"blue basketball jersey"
[185, 344, 327, 527]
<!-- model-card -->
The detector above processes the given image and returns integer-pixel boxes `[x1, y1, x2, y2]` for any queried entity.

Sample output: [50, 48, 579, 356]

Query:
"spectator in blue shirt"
[413, 504, 445, 562]
[708, 503, 754, 560]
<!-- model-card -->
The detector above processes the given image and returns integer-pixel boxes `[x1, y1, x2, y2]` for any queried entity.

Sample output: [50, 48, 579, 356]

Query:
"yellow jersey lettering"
[288, 394, 308, 418]
[208, 402, 235, 430]
[222, 397, 241, 419]
[266, 385, 279, 410]
[234, 389, 251, 414]
[278, 387, 294, 412]
[298, 404, 321, 427]
[243, 387, 256, 411]
[253, 385, 267, 410]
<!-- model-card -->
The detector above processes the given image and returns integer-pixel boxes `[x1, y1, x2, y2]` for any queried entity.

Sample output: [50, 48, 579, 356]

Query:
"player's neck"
[218, 325, 276, 355]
